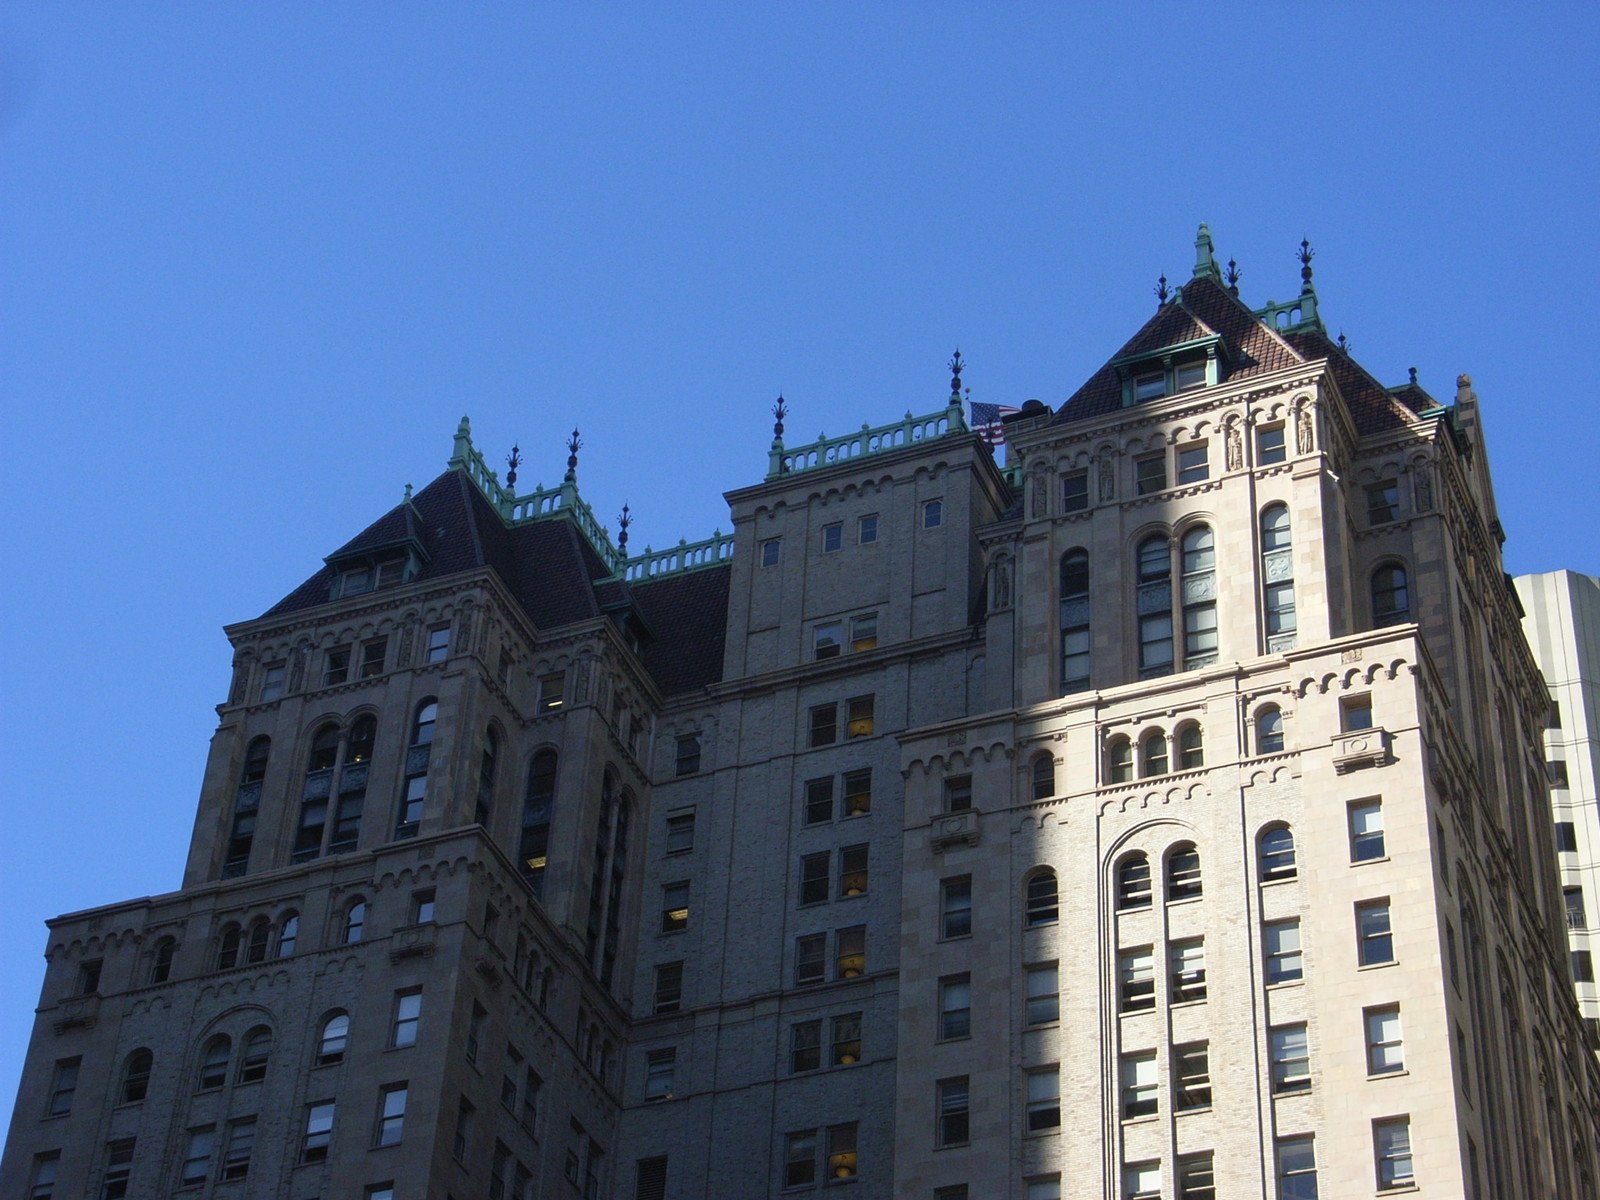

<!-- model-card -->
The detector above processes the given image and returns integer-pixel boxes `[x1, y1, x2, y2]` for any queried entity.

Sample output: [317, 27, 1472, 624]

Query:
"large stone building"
[1517, 569, 1600, 1051]
[5, 228, 1598, 1199]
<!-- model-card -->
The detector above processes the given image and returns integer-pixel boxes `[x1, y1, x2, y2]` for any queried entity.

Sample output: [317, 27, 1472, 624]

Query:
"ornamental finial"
[1298, 238, 1315, 290]
[1336, 332, 1350, 354]
[565, 429, 581, 481]
[618, 503, 632, 553]
[1225, 258, 1241, 295]
[1155, 274, 1170, 305]
[772, 395, 788, 440]
[505, 444, 522, 490]
[948, 349, 964, 396]
[1409, 366, 1418, 386]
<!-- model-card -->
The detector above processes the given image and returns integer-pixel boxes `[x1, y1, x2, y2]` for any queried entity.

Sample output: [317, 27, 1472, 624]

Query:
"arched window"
[1259, 824, 1296, 881]
[1256, 706, 1285, 754]
[224, 737, 270, 878]
[1180, 525, 1218, 670]
[475, 727, 501, 827]
[1031, 753, 1055, 801]
[149, 937, 176, 985]
[275, 912, 299, 958]
[120, 1049, 152, 1104]
[245, 918, 271, 964]
[343, 899, 366, 945]
[197, 1036, 231, 1091]
[1060, 549, 1091, 694]
[539, 967, 554, 1010]
[1116, 853, 1152, 910]
[1177, 724, 1204, 771]
[1167, 843, 1202, 900]
[1140, 730, 1168, 778]
[237, 1027, 272, 1084]
[1107, 736, 1133, 784]
[329, 714, 376, 854]
[1261, 504, 1296, 651]
[397, 700, 438, 839]
[1025, 869, 1059, 927]
[216, 924, 242, 971]
[1136, 536, 1174, 678]
[520, 749, 558, 900]
[1373, 564, 1411, 627]
[316, 1012, 349, 1066]
[292, 723, 341, 863]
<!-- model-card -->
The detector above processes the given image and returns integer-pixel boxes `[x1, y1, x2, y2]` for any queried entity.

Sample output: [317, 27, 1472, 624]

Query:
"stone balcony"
[1331, 727, 1392, 773]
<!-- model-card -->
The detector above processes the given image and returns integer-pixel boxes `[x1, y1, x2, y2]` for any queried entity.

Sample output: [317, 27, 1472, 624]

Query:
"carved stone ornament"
[1225, 422, 1243, 472]
[991, 559, 1012, 612]
[1098, 455, 1116, 502]
[1414, 465, 1434, 513]
[1296, 408, 1314, 455]
[1029, 469, 1047, 519]
[287, 645, 307, 693]
[396, 620, 415, 668]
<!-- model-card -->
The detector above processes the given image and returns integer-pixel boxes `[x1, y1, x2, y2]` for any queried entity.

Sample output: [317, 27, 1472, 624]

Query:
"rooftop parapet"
[766, 398, 967, 480]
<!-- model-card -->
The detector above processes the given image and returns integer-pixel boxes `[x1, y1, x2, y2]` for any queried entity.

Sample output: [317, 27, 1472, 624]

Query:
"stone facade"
[4, 235, 1598, 1200]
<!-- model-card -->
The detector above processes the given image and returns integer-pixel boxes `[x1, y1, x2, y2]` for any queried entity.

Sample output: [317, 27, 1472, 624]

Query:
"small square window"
[1135, 453, 1167, 496]
[1367, 480, 1400, 525]
[1061, 470, 1089, 512]
[661, 882, 690, 933]
[675, 733, 701, 777]
[1177, 443, 1208, 484]
[1133, 371, 1166, 402]
[1557, 821, 1579, 852]
[813, 622, 842, 660]
[850, 612, 878, 652]
[846, 695, 874, 739]
[665, 812, 695, 854]
[923, 499, 943, 529]
[425, 625, 451, 663]
[1547, 759, 1570, 789]
[1573, 950, 1595, 982]
[944, 775, 973, 813]
[809, 703, 838, 747]
[761, 538, 782, 567]
[1350, 800, 1385, 862]
[1341, 695, 1374, 731]
[821, 523, 843, 553]
[804, 777, 834, 825]
[359, 638, 387, 679]
[538, 672, 565, 712]
[260, 663, 286, 702]
[323, 647, 350, 687]
[411, 889, 436, 924]
[842, 768, 872, 817]
[1257, 424, 1286, 465]
[858, 514, 878, 544]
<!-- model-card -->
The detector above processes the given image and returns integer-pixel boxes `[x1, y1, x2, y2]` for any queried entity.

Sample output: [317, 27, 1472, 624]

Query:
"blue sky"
[2, 4, 1597, 1132]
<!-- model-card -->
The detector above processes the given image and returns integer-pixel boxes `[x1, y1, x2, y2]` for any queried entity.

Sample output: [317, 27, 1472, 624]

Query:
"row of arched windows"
[214, 901, 362, 973]
[1105, 725, 1204, 784]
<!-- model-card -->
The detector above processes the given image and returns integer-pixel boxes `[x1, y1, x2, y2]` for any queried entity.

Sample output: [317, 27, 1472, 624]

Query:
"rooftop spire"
[949, 349, 964, 397]
[505, 444, 522, 491]
[618, 503, 631, 554]
[1225, 258, 1241, 296]
[1155, 274, 1170, 306]
[565, 428, 581, 483]
[1193, 223, 1220, 279]
[1298, 238, 1316, 292]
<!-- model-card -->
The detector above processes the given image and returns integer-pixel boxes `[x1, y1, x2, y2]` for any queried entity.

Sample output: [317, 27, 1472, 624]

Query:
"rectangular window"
[260, 662, 286, 701]
[29, 1151, 59, 1199]
[359, 637, 387, 679]
[1177, 443, 1209, 484]
[799, 852, 830, 905]
[804, 777, 834, 824]
[1138, 612, 1174, 675]
[1135, 453, 1167, 495]
[1373, 1117, 1414, 1189]
[637, 1157, 668, 1200]
[941, 876, 973, 939]
[1177, 1151, 1215, 1200]
[944, 774, 973, 813]
[644, 1049, 675, 1100]
[654, 961, 683, 1014]
[411, 889, 436, 924]
[1548, 759, 1571, 789]
[842, 768, 871, 817]
[47, 1058, 79, 1116]
[849, 612, 878, 652]
[836, 925, 866, 978]
[180, 1126, 214, 1186]
[784, 1130, 816, 1188]
[809, 703, 838, 747]
[426, 625, 450, 663]
[858, 513, 878, 544]
[1124, 1161, 1162, 1200]
[1568, 886, 1589, 929]
[392, 989, 421, 1048]
[101, 1138, 135, 1200]
[1025, 963, 1059, 1026]
[1026, 1181, 1060, 1200]
[1341, 695, 1374, 731]
[1174, 1041, 1211, 1110]
[846, 695, 874, 738]
[795, 934, 826, 986]
[1027, 1066, 1061, 1131]
[937, 1077, 969, 1146]
[1264, 919, 1304, 984]
[301, 1101, 335, 1163]
[376, 1084, 407, 1146]
[1174, 360, 1207, 391]
[1276, 1136, 1318, 1199]
[1133, 370, 1165, 402]
[665, 811, 695, 855]
[821, 522, 843, 553]
[813, 622, 842, 660]
[674, 734, 701, 777]
[1120, 1052, 1158, 1118]
[1170, 938, 1206, 1002]
[1270, 1024, 1311, 1094]
[1367, 480, 1400, 524]
[1257, 424, 1286, 464]
[1365, 1006, 1404, 1075]
[761, 537, 782, 567]
[1557, 821, 1579, 852]
[661, 881, 689, 933]
[1572, 950, 1595, 982]
[790, 1020, 821, 1073]
[1119, 948, 1155, 1013]
[826, 1123, 858, 1182]
[923, 499, 944, 529]
[939, 974, 972, 1041]
[323, 646, 350, 686]
[538, 672, 565, 712]
[831, 1013, 862, 1066]
[1061, 469, 1089, 512]
[1357, 900, 1395, 965]
[1350, 800, 1385, 861]
[839, 844, 869, 897]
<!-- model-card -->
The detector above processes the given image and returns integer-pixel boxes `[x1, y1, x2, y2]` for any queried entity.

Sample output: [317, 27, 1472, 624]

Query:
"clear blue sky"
[2, 4, 1597, 1133]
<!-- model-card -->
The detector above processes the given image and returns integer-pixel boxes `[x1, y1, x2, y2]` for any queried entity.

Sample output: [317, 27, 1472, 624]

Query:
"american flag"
[970, 401, 1021, 446]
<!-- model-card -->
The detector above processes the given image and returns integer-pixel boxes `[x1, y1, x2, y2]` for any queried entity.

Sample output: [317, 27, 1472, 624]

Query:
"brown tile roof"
[630, 566, 731, 696]
[1283, 328, 1417, 434]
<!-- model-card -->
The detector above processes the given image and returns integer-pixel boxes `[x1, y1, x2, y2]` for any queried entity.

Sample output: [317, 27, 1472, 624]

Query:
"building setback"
[4, 227, 1598, 1199]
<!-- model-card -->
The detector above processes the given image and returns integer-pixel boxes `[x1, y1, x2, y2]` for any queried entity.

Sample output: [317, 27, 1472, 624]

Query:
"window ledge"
[1351, 855, 1392, 868]
[1259, 875, 1298, 888]
[1169, 998, 1207, 1009]
[1367, 1069, 1409, 1081]
[1165, 896, 1203, 909]
[1266, 979, 1305, 991]
[1357, 960, 1398, 972]
[1119, 1114, 1160, 1127]
[1176, 1106, 1212, 1117]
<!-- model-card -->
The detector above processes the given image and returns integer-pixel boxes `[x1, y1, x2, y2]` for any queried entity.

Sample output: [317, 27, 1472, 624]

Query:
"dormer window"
[1174, 361, 1207, 392]
[1115, 337, 1222, 406]
[1133, 371, 1166, 402]
[329, 553, 415, 601]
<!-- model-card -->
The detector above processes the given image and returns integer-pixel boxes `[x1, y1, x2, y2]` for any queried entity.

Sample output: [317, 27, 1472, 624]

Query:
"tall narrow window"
[1373, 1118, 1414, 1189]
[1365, 1006, 1404, 1075]
[1264, 919, 1303, 983]
[1031, 752, 1056, 800]
[196, 1037, 230, 1091]
[224, 737, 270, 877]
[1357, 900, 1395, 965]
[1136, 536, 1174, 677]
[396, 700, 436, 839]
[661, 882, 689, 933]
[1261, 504, 1296, 651]
[1256, 706, 1286, 754]
[293, 724, 340, 862]
[839, 845, 869, 896]
[1140, 730, 1168, 777]
[1025, 869, 1059, 927]
[1349, 800, 1385, 862]
[1108, 736, 1133, 783]
[1166, 844, 1202, 900]
[1119, 948, 1155, 1013]
[1174, 1042, 1211, 1110]
[836, 926, 866, 978]
[1177, 724, 1203, 770]
[30, 1151, 60, 1198]
[276, 911, 299, 957]
[843, 769, 872, 816]
[1121, 1052, 1159, 1118]
[1180, 525, 1218, 669]
[102, 1139, 135, 1199]
[826, 1123, 858, 1181]
[120, 1049, 152, 1104]
[1026, 1067, 1062, 1130]
[1275, 1136, 1318, 1199]
[520, 749, 558, 899]
[1257, 424, 1287, 464]
[1372, 564, 1411, 627]
[180, 1127, 214, 1186]
[1366, 480, 1400, 525]
[1060, 549, 1091, 693]
[831, 1013, 862, 1065]
[1260, 823, 1296, 880]
[150, 936, 177, 984]
[1169, 938, 1206, 1002]
[939, 974, 971, 1040]
[941, 876, 972, 939]
[475, 727, 499, 827]
[48, 1057, 80, 1116]
[328, 714, 375, 854]
[1117, 853, 1152, 910]
[654, 962, 684, 1014]
[317, 1012, 349, 1065]
[937, 1077, 970, 1146]
[376, 1085, 408, 1146]
[850, 612, 878, 652]
[1270, 1024, 1311, 1093]
[237, 1027, 272, 1084]
[301, 1101, 335, 1163]
[425, 624, 451, 663]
